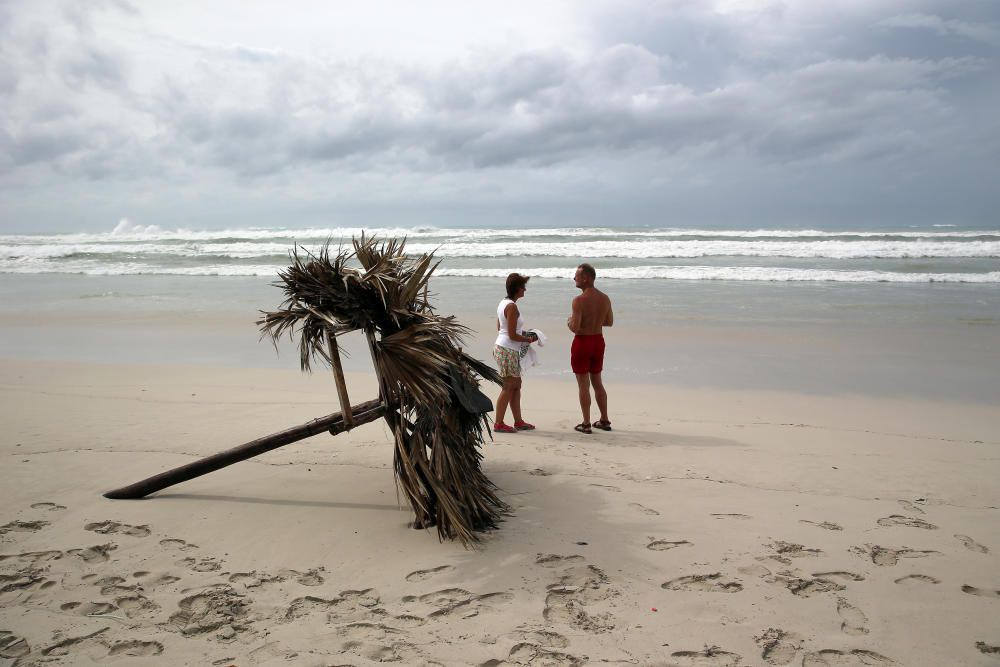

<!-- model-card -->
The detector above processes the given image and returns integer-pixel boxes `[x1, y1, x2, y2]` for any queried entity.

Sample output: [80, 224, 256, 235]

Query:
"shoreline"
[3, 298, 1000, 404]
[2, 357, 998, 664]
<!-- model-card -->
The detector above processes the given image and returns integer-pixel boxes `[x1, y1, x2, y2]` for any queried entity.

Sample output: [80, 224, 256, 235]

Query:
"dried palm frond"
[257, 235, 506, 544]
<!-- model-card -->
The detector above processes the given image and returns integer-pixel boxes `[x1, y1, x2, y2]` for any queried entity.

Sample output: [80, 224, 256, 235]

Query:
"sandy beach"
[2, 352, 997, 666]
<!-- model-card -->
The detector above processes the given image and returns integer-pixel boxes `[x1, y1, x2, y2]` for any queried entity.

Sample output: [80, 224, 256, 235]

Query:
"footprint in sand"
[800, 520, 843, 531]
[647, 539, 692, 551]
[94, 575, 137, 596]
[755, 628, 804, 665]
[814, 571, 865, 582]
[504, 629, 569, 649]
[850, 545, 938, 566]
[777, 575, 845, 598]
[0, 520, 50, 535]
[415, 587, 513, 620]
[277, 568, 325, 586]
[108, 640, 164, 657]
[405, 565, 454, 582]
[175, 556, 221, 572]
[961, 585, 1000, 599]
[836, 597, 869, 635]
[30, 502, 66, 511]
[0, 551, 63, 570]
[772, 541, 822, 557]
[543, 588, 614, 632]
[1, 630, 31, 660]
[712, 513, 751, 520]
[229, 571, 283, 589]
[770, 541, 822, 560]
[535, 554, 584, 568]
[898, 499, 926, 515]
[0, 568, 56, 600]
[529, 468, 552, 476]
[41, 628, 113, 658]
[669, 647, 743, 666]
[159, 538, 197, 551]
[801, 648, 899, 666]
[629, 502, 660, 515]
[542, 563, 615, 632]
[506, 642, 583, 666]
[977, 642, 1000, 655]
[115, 594, 161, 619]
[169, 586, 251, 638]
[876, 515, 937, 530]
[84, 521, 151, 538]
[955, 534, 989, 554]
[337, 622, 422, 663]
[67, 544, 117, 564]
[60, 601, 117, 616]
[894, 574, 940, 586]
[549, 564, 612, 604]
[285, 589, 383, 624]
[662, 573, 743, 593]
[39, 627, 163, 660]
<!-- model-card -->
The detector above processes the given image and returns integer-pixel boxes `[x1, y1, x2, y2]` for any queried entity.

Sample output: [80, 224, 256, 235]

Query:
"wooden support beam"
[327, 329, 353, 428]
[103, 398, 384, 500]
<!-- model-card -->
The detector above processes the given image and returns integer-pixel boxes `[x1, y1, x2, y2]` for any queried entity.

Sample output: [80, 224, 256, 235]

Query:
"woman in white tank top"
[493, 273, 537, 433]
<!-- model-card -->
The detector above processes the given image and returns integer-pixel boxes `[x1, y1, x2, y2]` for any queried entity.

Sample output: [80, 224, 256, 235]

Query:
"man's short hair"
[506, 272, 530, 299]
[577, 263, 596, 280]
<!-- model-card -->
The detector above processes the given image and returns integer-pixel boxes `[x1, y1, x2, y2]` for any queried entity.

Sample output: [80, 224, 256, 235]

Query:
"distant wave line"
[4, 238, 1000, 261]
[436, 267, 1000, 282]
[2, 262, 997, 283]
[2, 226, 999, 245]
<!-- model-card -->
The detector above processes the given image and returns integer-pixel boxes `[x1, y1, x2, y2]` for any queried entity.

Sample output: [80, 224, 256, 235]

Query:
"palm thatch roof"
[257, 235, 507, 544]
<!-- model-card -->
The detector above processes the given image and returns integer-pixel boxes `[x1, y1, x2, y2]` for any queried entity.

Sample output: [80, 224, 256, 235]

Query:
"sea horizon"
[3, 221, 999, 284]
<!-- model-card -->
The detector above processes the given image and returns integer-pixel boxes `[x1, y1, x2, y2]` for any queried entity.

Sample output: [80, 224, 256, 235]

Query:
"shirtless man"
[566, 263, 613, 434]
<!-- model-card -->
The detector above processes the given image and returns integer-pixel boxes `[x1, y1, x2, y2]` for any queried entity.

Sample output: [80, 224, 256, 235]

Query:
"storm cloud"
[1, 0, 997, 231]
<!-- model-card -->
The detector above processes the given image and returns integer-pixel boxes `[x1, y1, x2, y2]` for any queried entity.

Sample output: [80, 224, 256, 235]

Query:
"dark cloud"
[0, 0, 998, 230]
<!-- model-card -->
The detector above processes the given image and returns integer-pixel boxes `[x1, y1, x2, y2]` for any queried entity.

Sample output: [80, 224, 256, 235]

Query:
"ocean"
[2, 223, 999, 402]
[2, 224, 999, 283]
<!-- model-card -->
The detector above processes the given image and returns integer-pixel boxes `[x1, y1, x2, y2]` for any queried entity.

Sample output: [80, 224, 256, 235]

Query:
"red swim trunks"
[571, 334, 606, 374]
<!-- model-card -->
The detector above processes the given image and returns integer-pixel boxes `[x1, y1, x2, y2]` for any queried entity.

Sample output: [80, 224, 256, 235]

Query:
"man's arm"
[604, 303, 614, 327]
[567, 296, 582, 334]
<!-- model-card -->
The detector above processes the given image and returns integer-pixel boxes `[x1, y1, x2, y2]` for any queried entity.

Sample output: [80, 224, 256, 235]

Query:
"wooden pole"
[327, 330, 354, 428]
[103, 398, 384, 500]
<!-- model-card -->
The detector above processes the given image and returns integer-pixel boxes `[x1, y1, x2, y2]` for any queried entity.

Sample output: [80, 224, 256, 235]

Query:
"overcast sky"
[1, 0, 998, 233]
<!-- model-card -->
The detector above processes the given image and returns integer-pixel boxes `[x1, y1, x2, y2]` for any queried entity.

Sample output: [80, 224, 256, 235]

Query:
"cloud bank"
[1, 0, 998, 231]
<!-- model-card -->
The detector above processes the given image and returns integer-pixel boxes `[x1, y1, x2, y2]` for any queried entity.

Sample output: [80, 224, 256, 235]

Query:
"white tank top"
[495, 298, 524, 351]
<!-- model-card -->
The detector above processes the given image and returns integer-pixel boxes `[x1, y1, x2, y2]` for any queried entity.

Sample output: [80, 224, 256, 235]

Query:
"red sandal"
[494, 423, 516, 433]
[514, 420, 535, 431]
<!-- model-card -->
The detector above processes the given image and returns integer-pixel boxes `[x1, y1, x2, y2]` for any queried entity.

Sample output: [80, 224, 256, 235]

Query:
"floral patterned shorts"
[493, 345, 521, 378]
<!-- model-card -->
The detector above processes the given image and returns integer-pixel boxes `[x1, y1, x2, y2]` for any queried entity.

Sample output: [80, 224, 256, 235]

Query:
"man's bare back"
[568, 287, 613, 335]
[568, 263, 613, 335]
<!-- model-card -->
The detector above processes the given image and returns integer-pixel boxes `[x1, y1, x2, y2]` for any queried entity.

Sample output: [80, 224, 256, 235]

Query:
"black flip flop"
[593, 420, 612, 431]
[574, 423, 592, 434]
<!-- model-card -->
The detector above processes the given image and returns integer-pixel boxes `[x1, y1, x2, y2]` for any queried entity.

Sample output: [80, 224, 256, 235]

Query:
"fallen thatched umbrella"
[104, 235, 508, 544]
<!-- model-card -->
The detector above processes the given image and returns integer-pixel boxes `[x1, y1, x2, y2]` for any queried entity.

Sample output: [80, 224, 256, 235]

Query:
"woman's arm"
[506, 304, 534, 343]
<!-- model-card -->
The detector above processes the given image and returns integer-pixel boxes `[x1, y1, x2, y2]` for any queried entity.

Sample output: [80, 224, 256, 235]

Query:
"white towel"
[519, 328, 548, 373]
